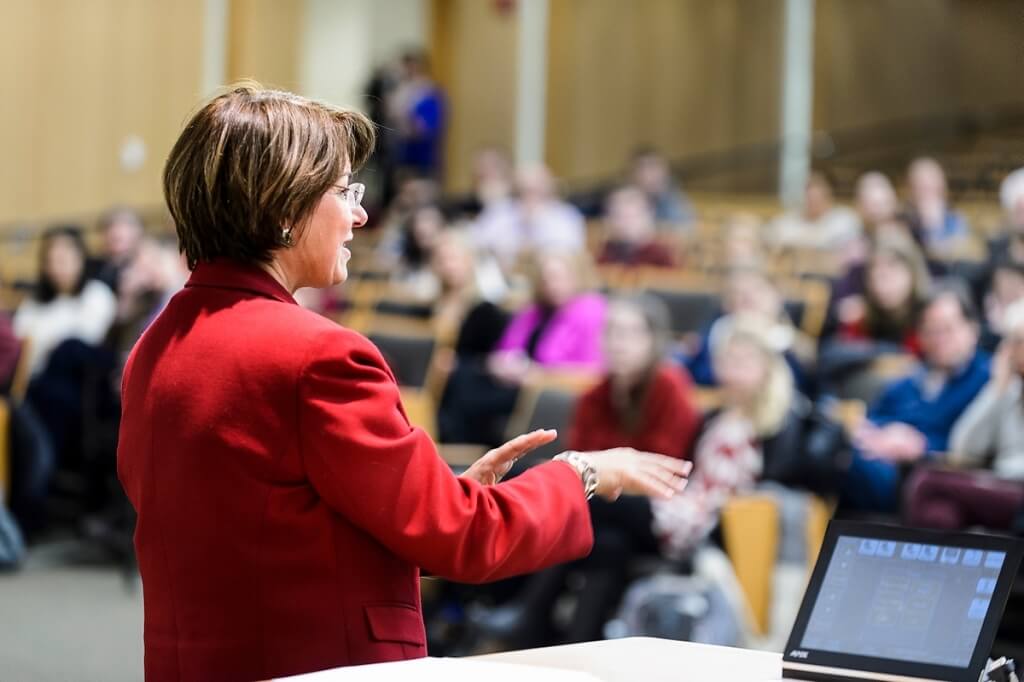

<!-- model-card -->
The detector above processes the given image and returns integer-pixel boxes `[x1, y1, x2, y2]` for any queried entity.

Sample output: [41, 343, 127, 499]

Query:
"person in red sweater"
[569, 295, 699, 457]
[471, 294, 701, 647]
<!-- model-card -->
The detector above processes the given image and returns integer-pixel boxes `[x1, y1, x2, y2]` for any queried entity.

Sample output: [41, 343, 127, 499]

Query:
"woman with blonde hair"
[656, 315, 808, 558]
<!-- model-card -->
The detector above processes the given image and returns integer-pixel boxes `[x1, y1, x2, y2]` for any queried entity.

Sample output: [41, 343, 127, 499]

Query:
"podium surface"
[475, 637, 783, 681]
[283, 638, 784, 681]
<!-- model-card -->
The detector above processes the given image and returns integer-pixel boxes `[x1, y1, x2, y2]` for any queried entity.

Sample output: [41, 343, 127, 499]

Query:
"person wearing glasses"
[116, 85, 690, 682]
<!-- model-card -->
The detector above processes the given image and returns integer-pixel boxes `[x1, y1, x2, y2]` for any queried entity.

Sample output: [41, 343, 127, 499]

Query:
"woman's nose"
[353, 205, 369, 228]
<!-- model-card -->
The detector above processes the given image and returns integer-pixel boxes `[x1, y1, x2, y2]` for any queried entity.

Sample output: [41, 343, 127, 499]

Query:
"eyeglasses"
[332, 182, 365, 208]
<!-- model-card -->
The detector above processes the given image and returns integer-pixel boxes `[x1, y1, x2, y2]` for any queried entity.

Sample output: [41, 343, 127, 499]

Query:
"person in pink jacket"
[489, 251, 607, 382]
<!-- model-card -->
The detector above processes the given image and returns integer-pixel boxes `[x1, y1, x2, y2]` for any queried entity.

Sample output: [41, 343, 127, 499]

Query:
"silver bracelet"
[553, 452, 599, 500]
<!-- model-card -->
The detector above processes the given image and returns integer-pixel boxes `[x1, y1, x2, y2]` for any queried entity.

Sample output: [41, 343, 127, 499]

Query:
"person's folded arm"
[298, 329, 593, 584]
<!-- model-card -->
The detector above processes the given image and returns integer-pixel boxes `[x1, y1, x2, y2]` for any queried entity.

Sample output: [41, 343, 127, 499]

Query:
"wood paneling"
[430, 0, 519, 193]
[0, 0, 205, 225]
[227, 0, 303, 92]
[813, 0, 957, 132]
[951, 0, 1024, 112]
[544, 0, 783, 186]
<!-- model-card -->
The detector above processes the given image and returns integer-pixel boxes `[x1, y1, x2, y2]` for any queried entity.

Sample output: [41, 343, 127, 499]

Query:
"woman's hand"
[487, 351, 531, 386]
[582, 448, 693, 501]
[461, 429, 558, 485]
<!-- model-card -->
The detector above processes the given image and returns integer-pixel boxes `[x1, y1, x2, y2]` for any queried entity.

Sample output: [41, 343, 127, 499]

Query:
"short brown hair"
[164, 83, 376, 269]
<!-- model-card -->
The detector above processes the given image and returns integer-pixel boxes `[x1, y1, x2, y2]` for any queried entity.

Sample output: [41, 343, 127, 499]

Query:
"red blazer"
[568, 364, 700, 459]
[117, 260, 593, 681]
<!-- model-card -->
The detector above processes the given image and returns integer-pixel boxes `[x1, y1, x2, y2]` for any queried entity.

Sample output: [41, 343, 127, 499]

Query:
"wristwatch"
[553, 451, 599, 500]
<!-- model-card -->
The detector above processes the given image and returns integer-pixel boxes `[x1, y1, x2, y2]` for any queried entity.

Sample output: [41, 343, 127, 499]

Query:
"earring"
[281, 227, 294, 247]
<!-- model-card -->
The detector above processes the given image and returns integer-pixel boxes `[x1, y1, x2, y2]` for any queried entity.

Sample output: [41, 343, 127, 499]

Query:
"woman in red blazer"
[117, 85, 689, 682]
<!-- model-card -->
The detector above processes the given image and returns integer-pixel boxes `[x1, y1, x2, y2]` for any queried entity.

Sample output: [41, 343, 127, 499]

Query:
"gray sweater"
[949, 378, 1024, 480]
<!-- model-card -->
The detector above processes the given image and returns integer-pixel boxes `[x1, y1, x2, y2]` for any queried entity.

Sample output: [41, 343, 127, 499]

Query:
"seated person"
[819, 233, 931, 387]
[445, 147, 514, 219]
[949, 297, 1024, 480]
[376, 203, 445, 296]
[429, 229, 507, 340]
[841, 281, 990, 513]
[13, 225, 117, 378]
[91, 207, 146, 294]
[684, 265, 813, 391]
[439, 250, 603, 446]
[629, 147, 694, 227]
[991, 166, 1024, 264]
[490, 250, 607, 376]
[903, 157, 969, 258]
[569, 294, 700, 458]
[0, 313, 54, 538]
[470, 164, 585, 269]
[980, 256, 1024, 352]
[902, 299, 1024, 532]
[768, 169, 860, 251]
[596, 186, 676, 268]
[855, 171, 900, 236]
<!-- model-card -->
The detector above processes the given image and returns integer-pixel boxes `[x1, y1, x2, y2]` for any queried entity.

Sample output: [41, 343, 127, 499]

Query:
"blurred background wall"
[1, 0, 1021, 223]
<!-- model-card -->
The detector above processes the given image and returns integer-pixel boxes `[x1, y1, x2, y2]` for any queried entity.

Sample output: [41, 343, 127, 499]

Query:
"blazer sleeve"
[297, 328, 594, 584]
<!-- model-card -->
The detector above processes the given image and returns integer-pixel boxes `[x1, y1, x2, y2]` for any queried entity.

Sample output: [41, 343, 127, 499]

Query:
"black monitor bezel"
[782, 520, 1023, 682]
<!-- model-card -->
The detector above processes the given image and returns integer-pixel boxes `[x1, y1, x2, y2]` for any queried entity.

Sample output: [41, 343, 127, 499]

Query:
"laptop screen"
[783, 521, 1022, 682]
[800, 535, 1004, 668]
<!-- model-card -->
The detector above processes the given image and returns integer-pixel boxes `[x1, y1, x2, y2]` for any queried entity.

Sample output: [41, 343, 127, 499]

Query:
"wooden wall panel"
[544, 0, 783, 186]
[227, 0, 303, 92]
[431, 0, 519, 193]
[0, 0, 205, 226]
[951, 0, 1024, 112]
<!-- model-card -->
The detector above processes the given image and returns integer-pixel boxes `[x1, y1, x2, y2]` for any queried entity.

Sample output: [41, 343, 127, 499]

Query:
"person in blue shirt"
[842, 281, 990, 513]
[392, 50, 446, 180]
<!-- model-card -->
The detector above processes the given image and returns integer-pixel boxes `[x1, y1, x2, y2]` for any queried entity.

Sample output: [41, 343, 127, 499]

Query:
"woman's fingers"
[487, 429, 556, 464]
[624, 469, 679, 500]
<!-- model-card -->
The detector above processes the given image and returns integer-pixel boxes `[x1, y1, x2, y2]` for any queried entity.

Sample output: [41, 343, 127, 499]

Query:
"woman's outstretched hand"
[584, 448, 692, 501]
[461, 429, 558, 485]
[460, 432, 693, 502]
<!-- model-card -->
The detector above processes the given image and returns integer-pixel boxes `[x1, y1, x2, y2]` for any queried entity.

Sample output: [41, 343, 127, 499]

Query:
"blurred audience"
[949, 298, 1024, 479]
[841, 282, 989, 513]
[990, 167, 1024, 264]
[685, 266, 812, 391]
[448, 147, 514, 219]
[570, 295, 700, 457]
[490, 250, 606, 378]
[108, 238, 188, 356]
[469, 295, 701, 648]
[768, 170, 860, 251]
[659, 315, 839, 558]
[470, 164, 586, 269]
[903, 157, 969, 257]
[13, 226, 117, 377]
[389, 49, 446, 181]
[429, 229, 507, 337]
[91, 207, 145, 294]
[903, 297, 1024, 532]
[439, 250, 603, 446]
[980, 256, 1024, 351]
[855, 171, 900, 235]
[596, 187, 676, 268]
[832, 234, 931, 352]
[629, 148, 694, 227]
